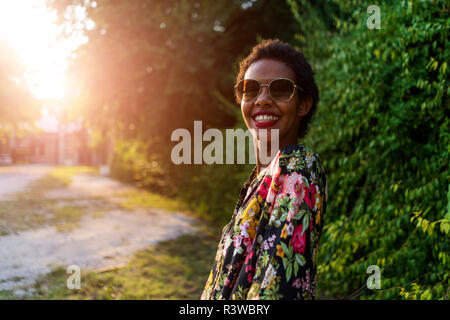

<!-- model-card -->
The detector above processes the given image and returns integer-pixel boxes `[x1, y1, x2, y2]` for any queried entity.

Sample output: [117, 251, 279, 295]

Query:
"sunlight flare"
[0, 0, 89, 101]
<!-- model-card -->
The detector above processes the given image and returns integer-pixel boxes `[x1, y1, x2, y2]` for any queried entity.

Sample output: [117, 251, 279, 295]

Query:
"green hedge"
[290, 0, 449, 299]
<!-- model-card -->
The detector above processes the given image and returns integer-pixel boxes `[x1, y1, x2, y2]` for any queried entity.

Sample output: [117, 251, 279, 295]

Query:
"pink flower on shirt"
[284, 172, 305, 202]
[304, 183, 317, 210]
[257, 176, 272, 200]
[291, 224, 307, 254]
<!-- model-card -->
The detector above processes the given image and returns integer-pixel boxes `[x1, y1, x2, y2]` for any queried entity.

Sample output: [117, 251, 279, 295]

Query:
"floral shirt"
[201, 144, 328, 300]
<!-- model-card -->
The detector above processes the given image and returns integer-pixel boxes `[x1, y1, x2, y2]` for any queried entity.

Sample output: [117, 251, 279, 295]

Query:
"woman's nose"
[255, 85, 272, 107]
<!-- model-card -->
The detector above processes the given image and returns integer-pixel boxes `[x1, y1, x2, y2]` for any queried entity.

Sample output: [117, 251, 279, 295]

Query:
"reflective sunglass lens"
[238, 79, 260, 101]
[270, 79, 294, 101]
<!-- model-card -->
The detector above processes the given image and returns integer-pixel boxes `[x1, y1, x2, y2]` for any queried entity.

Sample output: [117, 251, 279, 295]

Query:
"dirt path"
[0, 166, 198, 293]
[0, 165, 52, 200]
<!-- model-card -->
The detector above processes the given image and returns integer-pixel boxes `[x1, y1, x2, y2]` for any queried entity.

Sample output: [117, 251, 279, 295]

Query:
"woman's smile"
[252, 110, 281, 128]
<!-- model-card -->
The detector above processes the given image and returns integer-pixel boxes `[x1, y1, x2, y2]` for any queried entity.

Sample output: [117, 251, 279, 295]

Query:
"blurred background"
[0, 0, 448, 300]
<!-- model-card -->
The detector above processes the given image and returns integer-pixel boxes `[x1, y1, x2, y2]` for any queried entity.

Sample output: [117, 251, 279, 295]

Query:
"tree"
[0, 37, 39, 137]
[55, 0, 302, 217]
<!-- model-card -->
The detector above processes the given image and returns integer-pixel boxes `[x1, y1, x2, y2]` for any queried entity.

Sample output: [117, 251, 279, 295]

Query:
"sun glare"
[0, 0, 88, 101]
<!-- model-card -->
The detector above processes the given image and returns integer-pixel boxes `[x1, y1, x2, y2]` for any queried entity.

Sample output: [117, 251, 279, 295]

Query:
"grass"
[0, 165, 225, 299]
[118, 189, 188, 213]
[12, 166, 98, 199]
[52, 206, 85, 232]
[0, 200, 48, 235]
[0, 199, 110, 235]
[0, 166, 111, 235]
[0, 230, 221, 300]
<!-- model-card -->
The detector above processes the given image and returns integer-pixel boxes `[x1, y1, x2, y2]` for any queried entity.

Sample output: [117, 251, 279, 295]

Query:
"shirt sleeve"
[246, 150, 327, 300]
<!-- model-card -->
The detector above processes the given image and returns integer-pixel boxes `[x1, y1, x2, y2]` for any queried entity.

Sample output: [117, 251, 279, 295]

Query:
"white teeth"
[254, 115, 280, 122]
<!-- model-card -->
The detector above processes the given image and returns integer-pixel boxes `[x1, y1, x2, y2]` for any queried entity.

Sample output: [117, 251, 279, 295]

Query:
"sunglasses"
[235, 78, 302, 103]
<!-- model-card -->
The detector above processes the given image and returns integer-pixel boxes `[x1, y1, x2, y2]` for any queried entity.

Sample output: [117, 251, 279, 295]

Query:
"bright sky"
[0, 0, 93, 101]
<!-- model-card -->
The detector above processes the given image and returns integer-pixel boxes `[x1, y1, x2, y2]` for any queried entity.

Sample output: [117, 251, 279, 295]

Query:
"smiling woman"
[0, 0, 88, 101]
[201, 39, 327, 300]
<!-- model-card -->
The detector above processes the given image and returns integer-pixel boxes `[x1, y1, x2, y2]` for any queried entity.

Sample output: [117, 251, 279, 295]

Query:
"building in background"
[0, 117, 112, 166]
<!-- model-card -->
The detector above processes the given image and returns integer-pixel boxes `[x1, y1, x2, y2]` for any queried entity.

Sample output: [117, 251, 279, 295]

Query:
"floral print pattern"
[201, 144, 328, 300]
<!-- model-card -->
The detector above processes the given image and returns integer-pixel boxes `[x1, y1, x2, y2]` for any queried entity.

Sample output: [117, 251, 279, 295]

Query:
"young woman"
[201, 39, 328, 300]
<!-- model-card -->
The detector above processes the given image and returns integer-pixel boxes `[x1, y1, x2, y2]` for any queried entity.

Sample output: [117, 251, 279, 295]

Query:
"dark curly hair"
[235, 39, 319, 140]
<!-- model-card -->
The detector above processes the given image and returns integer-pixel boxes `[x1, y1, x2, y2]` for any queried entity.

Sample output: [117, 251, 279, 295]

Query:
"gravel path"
[0, 166, 198, 293]
[0, 165, 52, 200]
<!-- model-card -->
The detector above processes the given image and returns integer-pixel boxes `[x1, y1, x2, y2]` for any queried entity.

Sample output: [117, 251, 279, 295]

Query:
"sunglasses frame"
[234, 78, 303, 103]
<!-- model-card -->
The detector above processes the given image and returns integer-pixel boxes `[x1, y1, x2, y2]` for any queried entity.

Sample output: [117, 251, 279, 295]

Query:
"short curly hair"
[235, 39, 319, 140]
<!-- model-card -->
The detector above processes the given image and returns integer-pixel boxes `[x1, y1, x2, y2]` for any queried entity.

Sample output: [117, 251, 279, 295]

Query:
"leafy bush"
[290, 0, 449, 299]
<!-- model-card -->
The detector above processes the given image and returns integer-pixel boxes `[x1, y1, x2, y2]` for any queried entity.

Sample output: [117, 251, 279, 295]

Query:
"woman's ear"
[297, 97, 312, 117]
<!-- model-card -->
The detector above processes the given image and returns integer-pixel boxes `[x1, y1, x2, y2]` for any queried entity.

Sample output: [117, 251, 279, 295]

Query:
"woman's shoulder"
[276, 143, 327, 200]
[276, 143, 327, 187]
[278, 143, 323, 170]
[279, 143, 318, 156]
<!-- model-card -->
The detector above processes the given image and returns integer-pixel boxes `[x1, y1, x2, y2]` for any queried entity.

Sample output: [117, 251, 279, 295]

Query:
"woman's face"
[240, 59, 310, 147]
